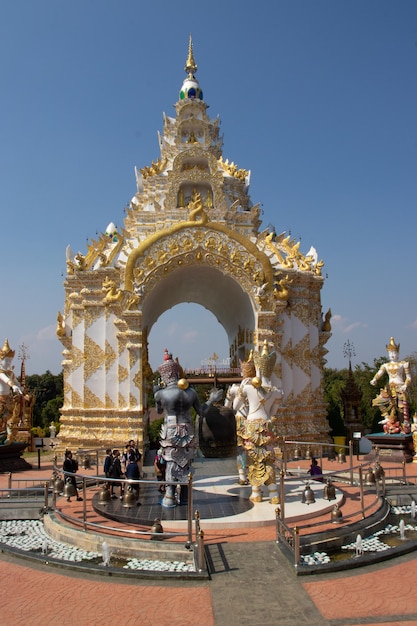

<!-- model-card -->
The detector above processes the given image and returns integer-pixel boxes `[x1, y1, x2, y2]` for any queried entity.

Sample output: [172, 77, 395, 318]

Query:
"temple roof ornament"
[179, 34, 203, 101]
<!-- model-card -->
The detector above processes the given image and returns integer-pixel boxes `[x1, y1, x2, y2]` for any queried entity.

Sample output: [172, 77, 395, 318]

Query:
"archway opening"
[148, 303, 230, 373]
[142, 264, 255, 373]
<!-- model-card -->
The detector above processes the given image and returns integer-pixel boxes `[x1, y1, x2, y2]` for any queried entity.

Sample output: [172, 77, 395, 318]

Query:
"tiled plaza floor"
[1, 452, 417, 626]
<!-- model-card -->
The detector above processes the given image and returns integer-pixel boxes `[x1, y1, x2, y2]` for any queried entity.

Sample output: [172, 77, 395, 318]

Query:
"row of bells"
[293, 447, 347, 463]
[98, 484, 139, 508]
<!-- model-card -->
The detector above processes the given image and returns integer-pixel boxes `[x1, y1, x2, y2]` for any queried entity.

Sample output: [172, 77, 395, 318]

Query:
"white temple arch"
[57, 37, 331, 451]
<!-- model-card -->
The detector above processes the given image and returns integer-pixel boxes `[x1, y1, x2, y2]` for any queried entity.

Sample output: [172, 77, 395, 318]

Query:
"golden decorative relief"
[71, 345, 85, 371]
[84, 336, 105, 381]
[133, 370, 142, 390]
[118, 364, 129, 382]
[291, 334, 311, 374]
[129, 393, 138, 407]
[129, 349, 139, 368]
[118, 392, 127, 408]
[84, 306, 102, 329]
[84, 386, 104, 409]
[105, 340, 117, 372]
[72, 309, 83, 329]
[71, 389, 83, 408]
[105, 393, 116, 408]
[140, 157, 167, 178]
[102, 276, 124, 303]
[292, 304, 311, 328]
[218, 156, 248, 181]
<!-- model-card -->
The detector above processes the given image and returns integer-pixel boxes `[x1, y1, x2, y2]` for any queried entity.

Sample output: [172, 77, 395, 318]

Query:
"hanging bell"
[331, 503, 343, 523]
[374, 462, 385, 481]
[302, 482, 316, 505]
[82, 456, 91, 469]
[63, 480, 77, 499]
[323, 478, 336, 501]
[338, 451, 346, 464]
[293, 446, 303, 460]
[305, 447, 312, 460]
[150, 518, 164, 540]
[122, 486, 136, 508]
[327, 448, 336, 461]
[53, 477, 65, 495]
[99, 484, 111, 504]
[365, 468, 376, 486]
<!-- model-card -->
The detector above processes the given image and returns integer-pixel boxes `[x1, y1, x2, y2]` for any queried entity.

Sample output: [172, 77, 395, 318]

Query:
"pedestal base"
[0, 442, 32, 472]
[365, 433, 414, 463]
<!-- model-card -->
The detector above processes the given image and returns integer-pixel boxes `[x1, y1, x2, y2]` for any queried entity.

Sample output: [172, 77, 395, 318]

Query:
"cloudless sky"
[0, 0, 416, 375]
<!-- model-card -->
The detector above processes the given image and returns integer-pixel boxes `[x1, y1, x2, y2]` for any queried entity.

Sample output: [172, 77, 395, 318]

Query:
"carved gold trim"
[125, 205, 273, 291]
[84, 386, 104, 409]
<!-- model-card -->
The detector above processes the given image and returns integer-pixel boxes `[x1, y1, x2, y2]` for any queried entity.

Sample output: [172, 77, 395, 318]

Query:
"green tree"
[323, 368, 348, 435]
[25, 370, 63, 430]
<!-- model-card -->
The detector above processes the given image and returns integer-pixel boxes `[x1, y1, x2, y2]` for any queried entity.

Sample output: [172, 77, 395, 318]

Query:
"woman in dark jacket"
[108, 449, 124, 499]
[63, 450, 83, 502]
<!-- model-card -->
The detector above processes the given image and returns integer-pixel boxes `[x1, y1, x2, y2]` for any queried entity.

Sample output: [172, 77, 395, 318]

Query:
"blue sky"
[0, 0, 416, 375]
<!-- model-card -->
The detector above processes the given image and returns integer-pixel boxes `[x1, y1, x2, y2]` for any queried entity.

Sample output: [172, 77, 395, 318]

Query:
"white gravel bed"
[0, 520, 195, 572]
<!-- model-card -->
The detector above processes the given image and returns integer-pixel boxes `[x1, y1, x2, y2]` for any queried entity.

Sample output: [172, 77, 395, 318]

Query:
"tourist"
[308, 457, 323, 482]
[154, 449, 166, 493]
[103, 448, 113, 487]
[108, 449, 124, 499]
[63, 450, 83, 502]
[128, 439, 142, 464]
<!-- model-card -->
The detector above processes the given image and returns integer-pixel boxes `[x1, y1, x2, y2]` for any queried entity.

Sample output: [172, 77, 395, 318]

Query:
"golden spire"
[184, 34, 197, 77]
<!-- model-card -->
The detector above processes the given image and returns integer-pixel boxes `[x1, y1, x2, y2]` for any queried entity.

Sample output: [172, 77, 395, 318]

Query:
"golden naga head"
[0, 339, 15, 360]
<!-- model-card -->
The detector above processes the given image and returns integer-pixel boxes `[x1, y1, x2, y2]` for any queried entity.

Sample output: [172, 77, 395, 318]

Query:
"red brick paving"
[2, 454, 417, 625]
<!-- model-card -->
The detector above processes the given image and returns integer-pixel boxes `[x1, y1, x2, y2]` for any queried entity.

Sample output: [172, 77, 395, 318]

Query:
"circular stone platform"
[93, 458, 342, 530]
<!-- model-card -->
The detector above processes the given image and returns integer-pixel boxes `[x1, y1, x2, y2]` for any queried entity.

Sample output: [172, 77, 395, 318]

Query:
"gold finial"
[0, 338, 15, 360]
[386, 337, 399, 353]
[184, 33, 197, 77]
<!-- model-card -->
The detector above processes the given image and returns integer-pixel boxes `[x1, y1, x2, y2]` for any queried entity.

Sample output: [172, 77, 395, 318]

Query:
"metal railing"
[274, 439, 417, 566]
[0, 474, 51, 503]
[56, 464, 200, 547]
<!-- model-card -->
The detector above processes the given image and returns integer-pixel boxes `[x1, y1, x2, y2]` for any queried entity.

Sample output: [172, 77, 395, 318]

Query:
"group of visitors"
[103, 440, 142, 500]
[63, 441, 167, 506]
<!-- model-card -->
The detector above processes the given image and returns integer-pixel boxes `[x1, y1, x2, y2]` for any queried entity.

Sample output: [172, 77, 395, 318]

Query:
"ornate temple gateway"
[57, 38, 331, 451]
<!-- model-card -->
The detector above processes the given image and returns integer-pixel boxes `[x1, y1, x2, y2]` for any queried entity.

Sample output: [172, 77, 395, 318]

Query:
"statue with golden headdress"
[238, 341, 284, 504]
[224, 355, 256, 485]
[154, 348, 222, 507]
[0, 339, 24, 444]
[370, 337, 412, 434]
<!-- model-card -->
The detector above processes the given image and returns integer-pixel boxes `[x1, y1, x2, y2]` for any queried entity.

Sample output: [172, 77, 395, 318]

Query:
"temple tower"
[57, 37, 331, 451]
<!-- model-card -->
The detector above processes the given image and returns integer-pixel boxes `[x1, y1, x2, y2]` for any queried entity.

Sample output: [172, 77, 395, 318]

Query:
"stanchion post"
[197, 529, 205, 572]
[44, 481, 49, 509]
[280, 469, 285, 521]
[186, 472, 193, 548]
[359, 466, 365, 518]
[294, 526, 300, 567]
[82, 477, 87, 530]
[283, 440, 287, 474]
[349, 440, 354, 485]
